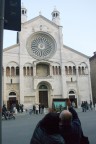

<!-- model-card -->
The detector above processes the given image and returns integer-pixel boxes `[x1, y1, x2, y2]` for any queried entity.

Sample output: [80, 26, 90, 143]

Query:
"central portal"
[39, 85, 48, 108]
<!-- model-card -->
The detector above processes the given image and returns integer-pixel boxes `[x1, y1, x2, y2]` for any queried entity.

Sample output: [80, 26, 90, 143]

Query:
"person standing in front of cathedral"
[35, 104, 39, 114]
[89, 100, 92, 110]
[72, 101, 76, 108]
[81, 101, 84, 112]
[33, 104, 36, 114]
[94, 103, 96, 111]
[39, 103, 41, 114]
[81, 101, 87, 112]
[2, 104, 8, 120]
[41, 103, 45, 114]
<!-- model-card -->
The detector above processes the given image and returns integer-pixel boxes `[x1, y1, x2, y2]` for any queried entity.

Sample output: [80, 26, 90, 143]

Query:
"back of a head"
[59, 110, 72, 125]
[40, 112, 60, 134]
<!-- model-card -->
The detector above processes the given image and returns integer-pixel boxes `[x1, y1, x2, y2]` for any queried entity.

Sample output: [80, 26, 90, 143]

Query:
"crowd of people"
[29, 103, 45, 115]
[2, 102, 45, 119]
[30, 99, 89, 144]
[2, 104, 16, 120]
[2, 103, 24, 120]
[81, 100, 93, 112]
[16, 103, 24, 113]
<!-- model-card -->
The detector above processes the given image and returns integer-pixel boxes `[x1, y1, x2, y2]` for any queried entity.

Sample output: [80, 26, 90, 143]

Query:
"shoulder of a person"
[48, 134, 65, 144]
[71, 120, 81, 129]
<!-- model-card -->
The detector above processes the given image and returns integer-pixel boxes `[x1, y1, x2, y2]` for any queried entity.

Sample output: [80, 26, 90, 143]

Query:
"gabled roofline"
[64, 45, 90, 59]
[90, 54, 96, 60]
[22, 15, 62, 29]
[3, 44, 19, 52]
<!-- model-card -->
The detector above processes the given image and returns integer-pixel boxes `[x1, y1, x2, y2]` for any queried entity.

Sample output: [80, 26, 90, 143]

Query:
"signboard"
[52, 99, 67, 112]
[4, 0, 21, 31]
[53, 101, 66, 108]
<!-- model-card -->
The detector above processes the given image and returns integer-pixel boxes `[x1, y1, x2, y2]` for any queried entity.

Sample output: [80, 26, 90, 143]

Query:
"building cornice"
[22, 15, 62, 29]
[3, 44, 20, 52]
[64, 45, 90, 59]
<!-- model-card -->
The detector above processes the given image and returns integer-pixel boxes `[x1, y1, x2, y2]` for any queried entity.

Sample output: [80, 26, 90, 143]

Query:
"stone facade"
[90, 52, 96, 104]
[2, 5, 92, 109]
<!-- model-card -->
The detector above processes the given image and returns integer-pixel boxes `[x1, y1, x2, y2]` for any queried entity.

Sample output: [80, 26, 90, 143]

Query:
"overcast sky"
[3, 0, 96, 57]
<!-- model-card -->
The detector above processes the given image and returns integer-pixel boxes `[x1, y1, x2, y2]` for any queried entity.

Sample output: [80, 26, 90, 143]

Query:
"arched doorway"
[7, 92, 18, 110]
[68, 90, 77, 108]
[39, 85, 48, 108]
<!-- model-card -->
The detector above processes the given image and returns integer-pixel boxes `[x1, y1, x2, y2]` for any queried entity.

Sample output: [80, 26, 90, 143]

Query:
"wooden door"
[7, 97, 18, 110]
[39, 91, 48, 107]
[69, 95, 77, 108]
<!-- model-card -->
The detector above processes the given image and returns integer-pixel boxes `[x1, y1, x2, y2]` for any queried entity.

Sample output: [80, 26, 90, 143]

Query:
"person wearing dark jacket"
[59, 100, 82, 144]
[30, 112, 65, 144]
[2, 104, 8, 120]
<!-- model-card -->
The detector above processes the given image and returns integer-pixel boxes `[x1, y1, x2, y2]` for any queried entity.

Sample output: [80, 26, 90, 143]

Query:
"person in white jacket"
[35, 104, 39, 114]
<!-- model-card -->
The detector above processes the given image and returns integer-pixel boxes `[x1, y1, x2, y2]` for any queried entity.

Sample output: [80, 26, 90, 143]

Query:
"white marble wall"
[3, 15, 92, 108]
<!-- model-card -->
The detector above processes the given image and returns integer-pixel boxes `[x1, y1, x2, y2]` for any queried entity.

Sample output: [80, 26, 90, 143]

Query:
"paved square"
[2, 110, 96, 144]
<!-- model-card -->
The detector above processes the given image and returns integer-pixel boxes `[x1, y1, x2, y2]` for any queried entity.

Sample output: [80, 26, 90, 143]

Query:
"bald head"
[59, 110, 72, 125]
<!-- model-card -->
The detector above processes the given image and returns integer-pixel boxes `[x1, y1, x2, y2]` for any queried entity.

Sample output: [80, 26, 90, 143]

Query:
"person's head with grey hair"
[59, 110, 72, 126]
[59, 102, 82, 144]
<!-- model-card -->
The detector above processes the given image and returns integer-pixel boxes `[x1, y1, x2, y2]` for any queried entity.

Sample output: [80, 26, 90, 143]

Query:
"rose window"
[26, 33, 56, 60]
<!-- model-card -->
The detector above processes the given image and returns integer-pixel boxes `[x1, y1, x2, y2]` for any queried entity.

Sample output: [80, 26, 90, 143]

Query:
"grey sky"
[3, 0, 96, 57]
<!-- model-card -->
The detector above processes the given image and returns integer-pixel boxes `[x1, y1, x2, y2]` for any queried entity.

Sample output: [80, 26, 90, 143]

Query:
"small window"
[59, 66, 61, 75]
[39, 85, 47, 89]
[69, 91, 74, 94]
[56, 66, 58, 75]
[69, 66, 72, 75]
[22, 10, 24, 14]
[82, 67, 85, 75]
[27, 67, 30, 75]
[65, 66, 68, 75]
[56, 13, 58, 17]
[78, 67, 81, 75]
[23, 67, 26, 76]
[53, 13, 55, 17]
[53, 66, 55, 75]
[9, 92, 16, 95]
[16, 67, 19, 76]
[73, 66, 76, 75]
[31, 67, 33, 76]
[11, 67, 15, 76]
[6, 67, 10, 76]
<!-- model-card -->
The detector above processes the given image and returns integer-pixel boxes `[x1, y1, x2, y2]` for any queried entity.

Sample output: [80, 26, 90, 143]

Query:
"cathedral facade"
[3, 5, 92, 109]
